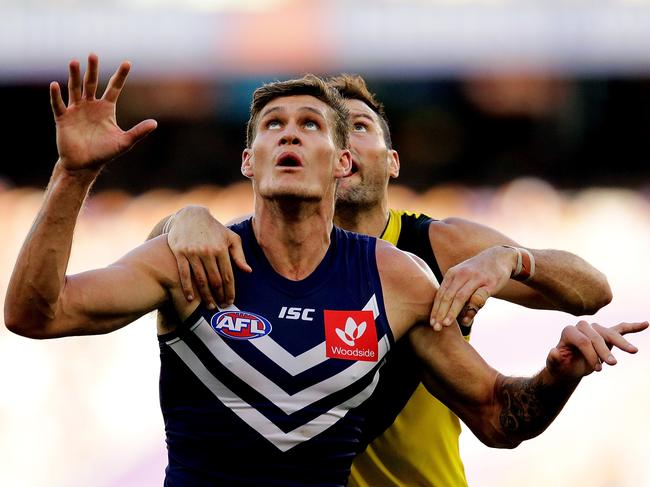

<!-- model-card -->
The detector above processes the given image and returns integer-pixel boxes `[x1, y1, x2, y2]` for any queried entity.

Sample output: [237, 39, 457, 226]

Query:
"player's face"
[336, 99, 399, 208]
[242, 95, 351, 202]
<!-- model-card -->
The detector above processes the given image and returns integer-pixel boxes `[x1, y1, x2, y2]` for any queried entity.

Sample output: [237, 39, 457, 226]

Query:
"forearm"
[490, 368, 580, 448]
[4, 161, 97, 333]
[512, 248, 612, 315]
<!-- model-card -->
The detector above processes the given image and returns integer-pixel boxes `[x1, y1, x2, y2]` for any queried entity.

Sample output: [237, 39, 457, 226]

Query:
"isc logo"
[278, 306, 315, 321]
[210, 311, 272, 340]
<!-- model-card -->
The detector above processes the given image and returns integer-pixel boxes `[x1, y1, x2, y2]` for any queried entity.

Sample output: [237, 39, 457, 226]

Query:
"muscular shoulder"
[375, 240, 437, 338]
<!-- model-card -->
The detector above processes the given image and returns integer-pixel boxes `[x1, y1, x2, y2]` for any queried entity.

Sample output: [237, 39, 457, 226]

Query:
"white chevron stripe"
[168, 339, 382, 452]
[193, 317, 390, 415]
[213, 295, 382, 376]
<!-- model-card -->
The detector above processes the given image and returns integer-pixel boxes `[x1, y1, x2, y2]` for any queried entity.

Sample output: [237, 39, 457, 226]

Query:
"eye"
[304, 120, 319, 131]
[353, 122, 368, 133]
[267, 119, 282, 130]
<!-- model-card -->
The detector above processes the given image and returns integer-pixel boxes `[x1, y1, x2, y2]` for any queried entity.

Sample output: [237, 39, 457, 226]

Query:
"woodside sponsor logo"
[324, 310, 378, 362]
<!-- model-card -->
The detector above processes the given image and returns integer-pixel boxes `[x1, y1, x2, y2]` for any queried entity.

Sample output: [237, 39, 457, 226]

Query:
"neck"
[334, 198, 389, 238]
[253, 196, 335, 280]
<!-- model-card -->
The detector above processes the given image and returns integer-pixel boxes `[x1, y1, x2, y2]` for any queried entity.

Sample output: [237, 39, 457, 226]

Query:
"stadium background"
[1, 1, 649, 486]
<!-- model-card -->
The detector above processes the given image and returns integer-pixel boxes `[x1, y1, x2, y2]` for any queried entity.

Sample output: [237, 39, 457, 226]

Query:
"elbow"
[588, 278, 613, 314]
[4, 303, 54, 340]
[4, 315, 46, 339]
[471, 423, 522, 449]
[575, 276, 613, 316]
[478, 433, 521, 450]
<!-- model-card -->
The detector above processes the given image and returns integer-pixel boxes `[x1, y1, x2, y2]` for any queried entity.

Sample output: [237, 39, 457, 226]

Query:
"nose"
[279, 126, 301, 146]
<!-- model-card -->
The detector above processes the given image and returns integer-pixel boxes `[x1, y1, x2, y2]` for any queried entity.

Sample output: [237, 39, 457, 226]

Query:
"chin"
[260, 185, 323, 202]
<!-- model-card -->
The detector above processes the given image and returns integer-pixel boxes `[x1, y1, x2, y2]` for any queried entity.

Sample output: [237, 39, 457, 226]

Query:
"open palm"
[50, 54, 157, 172]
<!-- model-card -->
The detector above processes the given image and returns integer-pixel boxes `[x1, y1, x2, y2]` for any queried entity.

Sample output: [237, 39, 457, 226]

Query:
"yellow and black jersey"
[349, 209, 469, 487]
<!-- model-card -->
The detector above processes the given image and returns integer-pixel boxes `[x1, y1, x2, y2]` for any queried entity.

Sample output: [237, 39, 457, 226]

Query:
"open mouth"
[276, 153, 303, 168]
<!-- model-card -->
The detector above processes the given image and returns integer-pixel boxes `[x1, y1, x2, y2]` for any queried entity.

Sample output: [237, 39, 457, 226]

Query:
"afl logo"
[210, 311, 272, 340]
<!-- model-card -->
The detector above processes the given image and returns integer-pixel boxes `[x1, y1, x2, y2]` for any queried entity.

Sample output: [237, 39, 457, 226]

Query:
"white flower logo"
[335, 317, 367, 346]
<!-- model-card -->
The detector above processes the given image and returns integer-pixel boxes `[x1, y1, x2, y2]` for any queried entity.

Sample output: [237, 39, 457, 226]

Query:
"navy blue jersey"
[158, 218, 395, 486]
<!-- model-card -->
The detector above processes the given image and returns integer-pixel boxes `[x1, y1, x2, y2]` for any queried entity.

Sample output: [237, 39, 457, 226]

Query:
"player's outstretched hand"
[546, 321, 648, 381]
[50, 53, 157, 174]
[168, 206, 251, 309]
[430, 246, 515, 331]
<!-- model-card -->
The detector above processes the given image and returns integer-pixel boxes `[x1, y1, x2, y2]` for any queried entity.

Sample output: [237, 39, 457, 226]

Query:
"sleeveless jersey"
[349, 209, 470, 487]
[158, 218, 395, 486]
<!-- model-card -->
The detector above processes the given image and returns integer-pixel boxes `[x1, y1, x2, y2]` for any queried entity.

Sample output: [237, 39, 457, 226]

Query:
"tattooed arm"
[408, 320, 646, 447]
[377, 241, 647, 447]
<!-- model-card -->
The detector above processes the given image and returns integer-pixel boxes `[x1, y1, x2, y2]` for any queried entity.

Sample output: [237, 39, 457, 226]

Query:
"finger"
[200, 254, 223, 309]
[124, 119, 158, 147]
[215, 252, 235, 307]
[565, 324, 602, 371]
[430, 274, 457, 326]
[188, 255, 216, 310]
[460, 287, 489, 323]
[50, 82, 66, 118]
[176, 255, 194, 302]
[579, 323, 617, 366]
[82, 53, 99, 100]
[594, 324, 639, 356]
[458, 305, 478, 327]
[442, 280, 479, 327]
[102, 60, 131, 103]
[228, 233, 252, 273]
[68, 59, 82, 105]
[611, 321, 649, 337]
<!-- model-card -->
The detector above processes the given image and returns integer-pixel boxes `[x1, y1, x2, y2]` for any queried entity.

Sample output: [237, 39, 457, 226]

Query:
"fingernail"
[463, 317, 471, 324]
[434, 322, 442, 332]
[208, 302, 216, 310]
[443, 318, 451, 326]
[187, 294, 194, 301]
[608, 355, 617, 364]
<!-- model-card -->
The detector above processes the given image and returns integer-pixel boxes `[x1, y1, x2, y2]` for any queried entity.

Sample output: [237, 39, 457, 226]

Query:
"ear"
[334, 149, 352, 178]
[388, 149, 400, 179]
[241, 149, 254, 178]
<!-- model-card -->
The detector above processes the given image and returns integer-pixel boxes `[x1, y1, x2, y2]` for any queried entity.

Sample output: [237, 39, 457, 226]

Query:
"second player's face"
[242, 95, 350, 202]
[336, 99, 398, 208]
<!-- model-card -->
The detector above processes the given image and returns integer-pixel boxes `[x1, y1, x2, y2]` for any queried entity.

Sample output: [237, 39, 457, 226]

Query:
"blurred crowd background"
[1, 1, 649, 486]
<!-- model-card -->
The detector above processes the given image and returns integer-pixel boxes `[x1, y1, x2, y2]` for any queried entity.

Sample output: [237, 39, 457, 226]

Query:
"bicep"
[51, 239, 173, 337]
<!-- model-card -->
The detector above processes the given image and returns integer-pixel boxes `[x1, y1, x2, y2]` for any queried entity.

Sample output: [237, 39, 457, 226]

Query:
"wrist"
[501, 245, 536, 282]
[540, 364, 581, 390]
[53, 158, 101, 186]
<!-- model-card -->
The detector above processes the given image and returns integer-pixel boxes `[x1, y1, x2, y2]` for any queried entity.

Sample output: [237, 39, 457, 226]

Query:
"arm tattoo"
[496, 374, 578, 441]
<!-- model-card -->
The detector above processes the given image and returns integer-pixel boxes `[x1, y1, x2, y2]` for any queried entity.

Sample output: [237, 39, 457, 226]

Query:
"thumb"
[125, 119, 158, 146]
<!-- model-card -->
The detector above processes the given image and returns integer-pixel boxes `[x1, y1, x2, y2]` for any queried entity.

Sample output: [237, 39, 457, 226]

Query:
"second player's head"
[329, 75, 400, 211]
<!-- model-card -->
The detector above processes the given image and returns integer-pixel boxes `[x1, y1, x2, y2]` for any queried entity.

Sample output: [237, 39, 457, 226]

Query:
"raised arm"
[429, 217, 612, 329]
[377, 242, 646, 448]
[3, 54, 164, 338]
